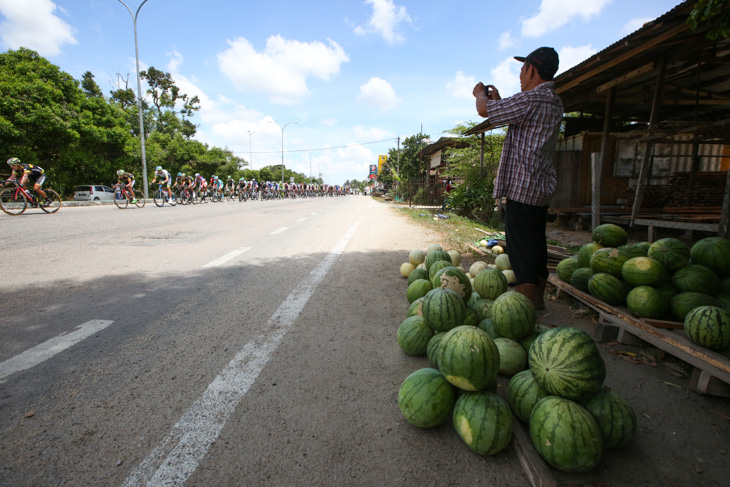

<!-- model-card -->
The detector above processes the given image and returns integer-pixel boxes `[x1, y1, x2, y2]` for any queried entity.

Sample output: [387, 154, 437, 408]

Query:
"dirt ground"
[457, 220, 730, 487]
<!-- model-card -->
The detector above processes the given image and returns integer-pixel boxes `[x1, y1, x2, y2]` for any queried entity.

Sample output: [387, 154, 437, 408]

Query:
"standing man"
[472, 47, 563, 309]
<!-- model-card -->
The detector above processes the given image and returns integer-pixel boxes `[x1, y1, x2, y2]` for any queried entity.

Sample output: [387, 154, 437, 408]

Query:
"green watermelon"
[494, 338, 528, 376]
[556, 257, 580, 283]
[507, 369, 549, 423]
[519, 324, 548, 354]
[491, 291, 536, 340]
[578, 242, 603, 267]
[473, 267, 508, 300]
[690, 237, 730, 277]
[716, 294, 730, 312]
[592, 223, 628, 247]
[427, 332, 446, 369]
[529, 327, 606, 400]
[424, 249, 452, 271]
[406, 296, 425, 317]
[396, 316, 434, 356]
[422, 288, 466, 332]
[398, 368, 456, 428]
[657, 282, 678, 306]
[466, 291, 481, 309]
[621, 256, 666, 287]
[721, 277, 730, 295]
[437, 326, 500, 391]
[407, 267, 429, 286]
[429, 260, 454, 281]
[670, 292, 719, 321]
[590, 247, 630, 277]
[570, 267, 594, 293]
[648, 238, 690, 271]
[684, 305, 730, 351]
[530, 396, 603, 473]
[470, 298, 495, 322]
[588, 272, 627, 306]
[407, 279, 433, 304]
[463, 308, 478, 327]
[477, 318, 500, 339]
[452, 391, 513, 455]
[626, 286, 668, 319]
[432, 266, 472, 301]
[584, 387, 637, 449]
[671, 264, 720, 295]
[619, 243, 650, 258]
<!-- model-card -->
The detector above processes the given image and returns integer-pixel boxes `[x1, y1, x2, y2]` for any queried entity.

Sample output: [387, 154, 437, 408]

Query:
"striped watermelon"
[648, 238, 690, 271]
[507, 369, 549, 423]
[684, 305, 730, 351]
[494, 337, 528, 376]
[530, 396, 603, 473]
[432, 266, 472, 301]
[717, 294, 730, 312]
[407, 267, 429, 286]
[578, 242, 603, 267]
[398, 368, 456, 428]
[477, 318, 500, 339]
[584, 387, 637, 449]
[690, 237, 730, 277]
[424, 249, 452, 271]
[437, 326, 500, 391]
[556, 257, 580, 283]
[406, 296, 425, 317]
[426, 332, 446, 369]
[407, 279, 432, 304]
[463, 308, 478, 327]
[529, 327, 606, 400]
[452, 391, 513, 455]
[473, 267, 508, 300]
[626, 285, 668, 319]
[429, 260, 454, 281]
[619, 242, 650, 258]
[621, 256, 666, 287]
[422, 288, 466, 332]
[671, 264, 720, 295]
[590, 247, 630, 277]
[470, 298, 495, 322]
[570, 267, 594, 293]
[396, 316, 434, 356]
[466, 291, 481, 309]
[519, 324, 548, 354]
[588, 272, 627, 306]
[670, 292, 718, 321]
[491, 291, 536, 340]
[592, 223, 628, 247]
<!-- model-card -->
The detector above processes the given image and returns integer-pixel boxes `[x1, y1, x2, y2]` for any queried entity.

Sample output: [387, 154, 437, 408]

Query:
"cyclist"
[225, 176, 236, 198]
[192, 173, 207, 198]
[237, 177, 247, 198]
[4, 158, 50, 205]
[116, 169, 137, 203]
[150, 165, 173, 201]
[209, 175, 223, 199]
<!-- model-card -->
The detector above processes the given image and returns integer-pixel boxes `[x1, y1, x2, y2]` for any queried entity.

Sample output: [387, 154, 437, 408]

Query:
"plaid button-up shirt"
[487, 82, 563, 207]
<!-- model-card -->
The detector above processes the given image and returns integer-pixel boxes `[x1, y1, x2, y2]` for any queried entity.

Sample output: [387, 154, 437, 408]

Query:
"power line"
[230, 137, 398, 155]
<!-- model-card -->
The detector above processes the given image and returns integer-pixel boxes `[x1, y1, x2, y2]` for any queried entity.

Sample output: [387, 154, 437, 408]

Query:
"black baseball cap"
[515, 47, 559, 81]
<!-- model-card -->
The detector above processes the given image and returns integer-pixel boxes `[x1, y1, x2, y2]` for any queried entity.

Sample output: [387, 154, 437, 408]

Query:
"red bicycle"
[0, 179, 61, 216]
[113, 183, 145, 209]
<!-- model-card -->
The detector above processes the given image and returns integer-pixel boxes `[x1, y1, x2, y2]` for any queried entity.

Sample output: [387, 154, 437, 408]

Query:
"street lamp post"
[118, 0, 150, 199]
[246, 130, 255, 170]
[308, 150, 319, 183]
[269, 120, 298, 183]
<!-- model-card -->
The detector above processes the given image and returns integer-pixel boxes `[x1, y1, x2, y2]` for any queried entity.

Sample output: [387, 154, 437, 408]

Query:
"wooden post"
[721, 165, 730, 237]
[686, 139, 701, 205]
[591, 152, 602, 229]
[480, 133, 485, 177]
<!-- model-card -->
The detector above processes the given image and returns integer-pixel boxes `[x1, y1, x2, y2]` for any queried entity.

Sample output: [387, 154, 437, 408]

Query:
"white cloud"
[357, 77, 401, 111]
[557, 44, 598, 75]
[490, 57, 521, 98]
[446, 71, 476, 99]
[354, 0, 412, 45]
[320, 118, 338, 126]
[353, 125, 392, 141]
[218, 35, 349, 105]
[621, 17, 652, 36]
[0, 0, 76, 56]
[498, 31, 517, 51]
[521, 0, 612, 37]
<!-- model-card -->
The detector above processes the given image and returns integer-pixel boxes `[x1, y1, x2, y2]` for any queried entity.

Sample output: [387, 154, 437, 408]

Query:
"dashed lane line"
[202, 247, 251, 268]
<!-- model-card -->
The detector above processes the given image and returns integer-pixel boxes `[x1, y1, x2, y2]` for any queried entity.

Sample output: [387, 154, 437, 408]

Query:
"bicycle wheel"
[153, 189, 165, 207]
[134, 190, 146, 208]
[0, 187, 27, 215]
[168, 191, 177, 206]
[37, 189, 61, 213]
[114, 189, 129, 209]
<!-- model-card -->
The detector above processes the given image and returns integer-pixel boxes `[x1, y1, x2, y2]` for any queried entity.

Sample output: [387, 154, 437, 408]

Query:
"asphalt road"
[0, 196, 526, 486]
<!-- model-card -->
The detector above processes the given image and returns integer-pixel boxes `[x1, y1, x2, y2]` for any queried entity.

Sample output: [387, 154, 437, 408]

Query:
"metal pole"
[269, 121, 298, 183]
[247, 130, 255, 170]
[118, 0, 150, 199]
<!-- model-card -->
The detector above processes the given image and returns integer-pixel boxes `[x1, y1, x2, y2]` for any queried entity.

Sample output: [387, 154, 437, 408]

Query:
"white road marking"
[0, 320, 114, 381]
[296, 217, 306, 222]
[309, 212, 317, 215]
[122, 220, 361, 487]
[270, 226, 289, 235]
[202, 247, 251, 268]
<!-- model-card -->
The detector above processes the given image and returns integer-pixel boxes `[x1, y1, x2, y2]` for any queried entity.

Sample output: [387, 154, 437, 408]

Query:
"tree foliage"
[687, 0, 730, 39]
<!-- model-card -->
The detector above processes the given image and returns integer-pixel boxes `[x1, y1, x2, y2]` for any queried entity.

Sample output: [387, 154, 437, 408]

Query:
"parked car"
[73, 185, 116, 201]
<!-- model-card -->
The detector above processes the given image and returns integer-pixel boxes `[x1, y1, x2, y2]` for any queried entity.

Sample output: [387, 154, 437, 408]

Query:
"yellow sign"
[378, 155, 387, 173]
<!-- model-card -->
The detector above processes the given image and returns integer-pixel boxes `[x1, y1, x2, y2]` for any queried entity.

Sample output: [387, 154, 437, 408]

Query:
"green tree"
[687, 0, 730, 39]
[140, 67, 200, 137]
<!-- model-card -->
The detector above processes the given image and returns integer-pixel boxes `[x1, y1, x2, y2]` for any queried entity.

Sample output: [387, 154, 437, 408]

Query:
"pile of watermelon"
[557, 223, 730, 351]
[396, 243, 637, 472]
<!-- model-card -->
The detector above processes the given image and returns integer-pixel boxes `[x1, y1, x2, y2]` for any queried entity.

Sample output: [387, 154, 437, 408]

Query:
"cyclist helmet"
[212, 175, 218, 179]
[180, 173, 186, 177]
[195, 173, 200, 177]
[177, 172, 183, 177]
[7, 157, 20, 166]
[239, 177, 245, 181]
[117, 169, 124, 176]
[155, 165, 162, 171]
[227, 175, 231, 179]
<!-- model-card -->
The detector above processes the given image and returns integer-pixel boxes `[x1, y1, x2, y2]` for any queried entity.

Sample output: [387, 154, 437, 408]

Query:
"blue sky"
[0, 0, 682, 184]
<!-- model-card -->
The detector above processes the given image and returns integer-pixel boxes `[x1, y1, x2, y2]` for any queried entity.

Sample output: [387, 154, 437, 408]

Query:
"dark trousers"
[504, 199, 549, 285]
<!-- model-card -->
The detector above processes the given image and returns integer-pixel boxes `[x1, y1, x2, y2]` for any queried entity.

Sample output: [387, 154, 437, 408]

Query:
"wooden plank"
[596, 61, 655, 93]
[509, 416, 559, 487]
[643, 318, 684, 330]
[690, 369, 730, 397]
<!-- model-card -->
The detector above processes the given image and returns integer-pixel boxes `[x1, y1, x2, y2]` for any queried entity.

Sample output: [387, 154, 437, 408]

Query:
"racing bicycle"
[0, 179, 61, 216]
[114, 183, 145, 209]
[152, 183, 177, 207]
